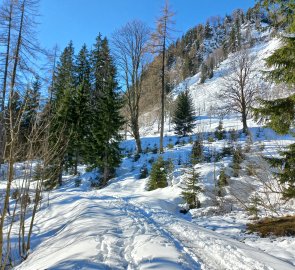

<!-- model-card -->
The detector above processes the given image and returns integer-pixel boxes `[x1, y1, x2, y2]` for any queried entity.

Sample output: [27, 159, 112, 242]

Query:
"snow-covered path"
[15, 182, 295, 270]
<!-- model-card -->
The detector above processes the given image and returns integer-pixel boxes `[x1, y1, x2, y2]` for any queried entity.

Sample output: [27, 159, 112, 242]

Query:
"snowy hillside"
[174, 35, 281, 115]
[11, 36, 295, 270]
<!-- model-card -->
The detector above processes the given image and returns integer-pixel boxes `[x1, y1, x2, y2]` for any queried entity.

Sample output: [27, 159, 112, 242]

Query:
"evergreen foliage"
[218, 167, 230, 196]
[172, 90, 195, 136]
[45, 36, 123, 189]
[70, 44, 92, 173]
[21, 77, 41, 137]
[232, 146, 244, 177]
[86, 36, 123, 187]
[139, 164, 148, 179]
[181, 168, 202, 209]
[266, 144, 295, 199]
[253, 2, 295, 199]
[214, 120, 226, 140]
[147, 156, 168, 191]
[19, 77, 41, 158]
[47, 41, 76, 189]
[191, 138, 203, 165]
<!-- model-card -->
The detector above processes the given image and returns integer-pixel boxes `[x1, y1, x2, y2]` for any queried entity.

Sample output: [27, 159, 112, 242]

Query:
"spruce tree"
[254, 2, 295, 198]
[20, 77, 41, 156]
[172, 90, 195, 136]
[191, 138, 203, 165]
[67, 44, 92, 175]
[268, 144, 295, 199]
[6, 91, 22, 127]
[204, 21, 213, 39]
[214, 120, 225, 140]
[47, 41, 76, 188]
[87, 36, 123, 187]
[148, 156, 168, 191]
[217, 167, 230, 197]
[181, 168, 201, 209]
[22, 77, 40, 134]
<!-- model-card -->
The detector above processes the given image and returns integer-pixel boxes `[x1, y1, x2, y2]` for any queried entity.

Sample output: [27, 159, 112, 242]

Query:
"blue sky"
[38, 0, 256, 51]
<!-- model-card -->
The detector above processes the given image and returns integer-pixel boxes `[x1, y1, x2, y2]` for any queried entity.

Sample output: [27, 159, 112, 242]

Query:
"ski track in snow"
[15, 185, 295, 270]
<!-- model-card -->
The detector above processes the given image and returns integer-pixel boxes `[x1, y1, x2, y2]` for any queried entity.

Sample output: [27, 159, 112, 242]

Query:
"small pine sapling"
[181, 168, 202, 209]
[147, 156, 168, 190]
[139, 164, 149, 179]
[191, 138, 203, 165]
[247, 194, 261, 219]
[229, 128, 238, 142]
[165, 158, 174, 185]
[172, 90, 196, 137]
[232, 146, 244, 177]
[217, 167, 230, 196]
[167, 143, 174, 149]
[167, 138, 174, 149]
[222, 142, 233, 157]
[214, 120, 226, 140]
[208, 136, 215, 143]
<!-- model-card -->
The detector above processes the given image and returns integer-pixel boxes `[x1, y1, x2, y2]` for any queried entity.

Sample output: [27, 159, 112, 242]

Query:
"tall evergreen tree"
[67, 44, 92, 175]
[204, 21, 213, 39]
[254, 2, 295, 198]
[47, 41, 76, 188]
[172, 90, 195, 136]
[88, 36, 123, 187]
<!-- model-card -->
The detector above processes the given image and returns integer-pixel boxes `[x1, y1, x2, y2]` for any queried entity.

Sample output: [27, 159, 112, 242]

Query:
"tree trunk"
[132, 119, 142, 154]
[159, 42, 166, 154]
[0, 2, 13, 167]
[101, 157, 110, 188]
[0, 2, 25, 265]
[74, 150, 79, 175]
[58, 161, 63, 186]
[242, 112, 248, 134]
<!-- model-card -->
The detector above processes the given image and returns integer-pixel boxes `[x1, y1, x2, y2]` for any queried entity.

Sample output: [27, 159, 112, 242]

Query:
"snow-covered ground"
[13, 151, 295, 270]
[8, 36, 295, 269]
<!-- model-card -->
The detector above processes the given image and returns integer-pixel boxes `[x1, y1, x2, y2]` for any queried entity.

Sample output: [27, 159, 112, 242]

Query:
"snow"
[14, 183, 295, 270]
[173, 36, 282, 116]
[7, 35, 295, 269]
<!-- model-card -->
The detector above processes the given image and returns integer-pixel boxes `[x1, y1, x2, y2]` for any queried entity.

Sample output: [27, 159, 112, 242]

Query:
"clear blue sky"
[38, 0, 256, 51]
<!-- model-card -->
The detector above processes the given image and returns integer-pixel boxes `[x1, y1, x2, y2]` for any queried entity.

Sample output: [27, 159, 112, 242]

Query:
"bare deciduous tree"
[0, 0, 50, 267]
[151, 0, 175, 153]
[112, 20, 150, 154]
[218, 50, 259, 133]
